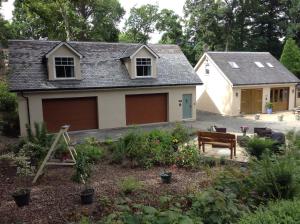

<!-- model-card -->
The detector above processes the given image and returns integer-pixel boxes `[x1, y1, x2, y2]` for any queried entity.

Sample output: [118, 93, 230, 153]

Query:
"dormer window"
[136, 58, 151, 77]
[54, 57, 75, 78]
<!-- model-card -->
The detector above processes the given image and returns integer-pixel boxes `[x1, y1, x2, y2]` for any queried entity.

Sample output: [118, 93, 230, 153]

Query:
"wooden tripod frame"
[32, 125, 77, 184]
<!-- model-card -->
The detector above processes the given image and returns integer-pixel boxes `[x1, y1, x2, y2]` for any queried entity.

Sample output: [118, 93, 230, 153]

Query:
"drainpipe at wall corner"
[21, 91, 31, 127]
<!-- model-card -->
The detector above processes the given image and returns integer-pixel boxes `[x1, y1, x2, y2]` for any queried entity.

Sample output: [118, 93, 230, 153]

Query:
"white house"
[195, 52, 300, 116]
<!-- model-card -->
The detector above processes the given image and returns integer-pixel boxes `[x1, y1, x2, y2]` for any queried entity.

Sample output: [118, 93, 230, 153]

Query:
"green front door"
[182, 94, 192, 119]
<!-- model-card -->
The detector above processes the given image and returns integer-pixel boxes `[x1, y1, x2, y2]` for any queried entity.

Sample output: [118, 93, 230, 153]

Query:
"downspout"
[21, 91, 31, 127]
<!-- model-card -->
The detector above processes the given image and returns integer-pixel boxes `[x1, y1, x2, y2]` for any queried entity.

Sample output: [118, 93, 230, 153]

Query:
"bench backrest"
[198, 131, 236, 143]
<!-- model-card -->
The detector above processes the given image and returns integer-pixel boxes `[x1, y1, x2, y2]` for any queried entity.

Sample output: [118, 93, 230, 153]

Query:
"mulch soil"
[0, 161, 215, 224]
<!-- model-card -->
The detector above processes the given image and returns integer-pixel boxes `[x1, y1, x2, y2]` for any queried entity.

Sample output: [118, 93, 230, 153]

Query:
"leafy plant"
[239, 200, 300, 224]
[246, 137, 276, 159]
[189, 188, 245, 224]
[76, 143, 103, 163]
[118, 176, 143, 195]
[0, 80, 17, 112]
[249, 154, 300, 201]
[175, 144, 200, 168]
[101, 203, 202, 224]
[72, 151, 91, 184]
[265, 102, 273, 109]
[171, 123, 190, 144]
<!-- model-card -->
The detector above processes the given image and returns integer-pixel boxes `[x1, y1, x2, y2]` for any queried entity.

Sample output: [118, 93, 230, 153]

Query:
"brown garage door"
[126, 93, 168, 125]
[241, 89, 263, 114]
[42, 97, 98, 132]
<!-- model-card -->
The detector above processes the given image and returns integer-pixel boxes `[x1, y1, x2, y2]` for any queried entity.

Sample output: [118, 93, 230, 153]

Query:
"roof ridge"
[207, 51, 270, 54]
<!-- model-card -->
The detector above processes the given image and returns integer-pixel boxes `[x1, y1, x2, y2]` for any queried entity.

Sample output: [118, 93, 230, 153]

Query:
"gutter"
[21, 91, 31, 127]
[10, 82, 203, 93]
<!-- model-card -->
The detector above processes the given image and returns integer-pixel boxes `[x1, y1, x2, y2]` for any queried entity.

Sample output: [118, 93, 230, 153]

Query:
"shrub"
[249, 154, 300, 201]
[118, 176, 143, 195]
[147, 129, 175, 165]
[246, 137, 276, 159]
[20, 123, 56, 164]
[201, 156, 217, 167]
[239, 200, 300, 224]
[213, 167, 253, 207]
[76, 143, 103, 163]
[171, 123, 190, 144]
[1, 111, 20, 137]
[0, 80, 17, 112]
[175, 144, 200, 168]
[189, 188, 245, 224]
[0, 81, 19, 137]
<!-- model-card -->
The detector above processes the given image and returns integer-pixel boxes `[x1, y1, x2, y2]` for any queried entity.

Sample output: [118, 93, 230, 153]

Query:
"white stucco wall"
[195, 54, 297, 116]
[17, 86, 196, 136]
[195, 55, 234, 115]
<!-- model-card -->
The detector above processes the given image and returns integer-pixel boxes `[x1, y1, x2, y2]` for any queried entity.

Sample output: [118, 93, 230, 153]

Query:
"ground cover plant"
[110, 124, 201, 169]
[3, 126, 300, 223]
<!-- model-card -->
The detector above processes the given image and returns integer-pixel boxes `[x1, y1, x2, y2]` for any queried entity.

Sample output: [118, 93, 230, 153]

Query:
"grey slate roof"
[207, 52, 299, 86]
[8, 40, 202, 92]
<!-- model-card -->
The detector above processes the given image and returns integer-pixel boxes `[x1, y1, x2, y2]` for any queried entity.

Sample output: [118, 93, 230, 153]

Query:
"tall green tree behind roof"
[280, 38, 300, 77]
[123, 4, 159, 44]
[12, 0, 125, 42]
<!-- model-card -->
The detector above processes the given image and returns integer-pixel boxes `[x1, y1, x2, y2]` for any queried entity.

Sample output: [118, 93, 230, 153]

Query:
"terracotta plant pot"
[12, 188, 31, 207]
[160, 172, 172, 184]
[80, 188, 94, 205]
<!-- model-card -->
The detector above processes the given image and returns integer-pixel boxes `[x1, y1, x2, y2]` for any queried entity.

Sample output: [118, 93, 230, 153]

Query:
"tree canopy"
[0, 0, 299, 66]
[12, 0, 125, 42]
[123, 4, 159, 43]
[280, 38, 300, 77]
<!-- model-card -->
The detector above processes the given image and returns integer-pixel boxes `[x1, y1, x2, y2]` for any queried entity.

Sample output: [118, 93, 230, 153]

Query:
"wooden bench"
[197, 131, 236, 159]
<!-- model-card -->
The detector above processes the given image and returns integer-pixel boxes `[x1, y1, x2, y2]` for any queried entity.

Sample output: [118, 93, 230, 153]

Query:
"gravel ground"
[0, 162, 215, 224]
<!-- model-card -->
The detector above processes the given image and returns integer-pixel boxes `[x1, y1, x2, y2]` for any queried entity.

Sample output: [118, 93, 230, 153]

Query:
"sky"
[0, 0, 186, 43]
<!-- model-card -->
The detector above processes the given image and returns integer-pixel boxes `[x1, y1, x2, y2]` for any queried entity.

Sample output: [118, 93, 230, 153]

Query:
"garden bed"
[0, 161, 220, 224]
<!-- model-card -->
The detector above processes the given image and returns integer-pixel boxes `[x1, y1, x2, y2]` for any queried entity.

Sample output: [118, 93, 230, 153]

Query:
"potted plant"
[73, 152, 95, 205]
[12, 154, 33, 207]
[266, 102, 273, 114]
[255, 114, 260, 120]
[12, 188, 31, 207]
[160, 169, 172, 184]
[240, 126, 249, 136]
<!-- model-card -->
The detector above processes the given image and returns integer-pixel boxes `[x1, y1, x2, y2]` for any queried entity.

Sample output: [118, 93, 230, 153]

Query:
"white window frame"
[254, 61, 265, 68]
[135, 57, 153, 78]
[53, 56, 76, 80]
[266, 62, 274, 68]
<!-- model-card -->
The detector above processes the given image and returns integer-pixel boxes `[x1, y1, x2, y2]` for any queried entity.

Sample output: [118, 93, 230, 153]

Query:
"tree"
[156, 9, 183, 44]
[280, 38, 300, 77]
[12, 0, 125, 42]
[123, 4, 159, 43]
[285, 0, 300, 46]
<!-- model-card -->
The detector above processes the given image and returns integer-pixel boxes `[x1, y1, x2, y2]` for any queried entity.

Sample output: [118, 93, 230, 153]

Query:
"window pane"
[146, 66, 151, 76]
[137, 66, 144, 76]
[65, 66, 75, 77]
[56, 66, 65, 78]
[55, 57, 74, 66]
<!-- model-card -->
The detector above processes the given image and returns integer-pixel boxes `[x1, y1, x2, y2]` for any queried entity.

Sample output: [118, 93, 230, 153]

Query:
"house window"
[297, 90, 300, 98]
[266, 62, 274, 68]
[136, 58, 151, 77]
[55, 57, 75, 78]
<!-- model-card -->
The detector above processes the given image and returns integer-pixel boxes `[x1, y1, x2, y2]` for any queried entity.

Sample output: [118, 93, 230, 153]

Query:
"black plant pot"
[12, 188, 31, 207]
[81, 188, 94, 205]
[160, 172, 172, 184]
